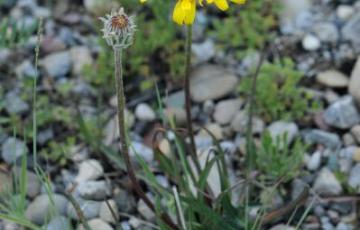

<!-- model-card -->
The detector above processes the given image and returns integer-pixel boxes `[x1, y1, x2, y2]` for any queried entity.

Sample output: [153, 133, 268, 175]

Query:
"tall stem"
[184, 25, 201, 173]
[113, 47, 178, 230]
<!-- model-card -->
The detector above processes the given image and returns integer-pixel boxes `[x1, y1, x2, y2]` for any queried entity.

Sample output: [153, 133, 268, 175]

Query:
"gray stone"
[337, 5, 354, 21]
[135, 103, 156, 122]
[303, 129, 341, 149]
[15, 60, 37, 78]
[313, 22, 339, 43]
[270, 224, 296, 230]
[323, 96, 360, 129]
[99, 199, 118, 224]
[348, 164, 360, 192]
[70, 46, 93, 75]
[75, 159, 104, 183]
[267, 121, 299, 144]
[213, 98, 243, 125]
[41, 51, 71, 79]
[280, 0, 312, 34]
[316, 70, 349, 88]
[25, 194, 68, 225]
[165, 91, 185, 108]
[190, 65, 238, 102]
[78, 218, 113, 230]
[291, 179, 306, 200]
[350, 125, 360, 143]
[5, 91, 29, 115]
[306, 151, 322, 171]
[313, 168, 342, 196]
[192, 39, 215, 64]
[77, 180, 111, 200]
[342, 14, 360, 45]
[302, 34, 321, 51]
[67, 199, 101, 220]
[1, 137, 28, 164]
[114, 189, 136, 213]
[47, 216, 71, 230]
[137, 199, 155, 221]
[84, 0, 118, 15]
[231, 111, 265, 134]
[165, 107, 187, 125]
[129, 142, 153, 164]
[349, 56, 360, 105]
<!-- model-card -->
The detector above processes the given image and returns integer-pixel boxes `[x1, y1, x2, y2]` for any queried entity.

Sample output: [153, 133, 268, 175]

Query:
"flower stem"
[184, 25, 201, 173]
[113, 47, 178, 230]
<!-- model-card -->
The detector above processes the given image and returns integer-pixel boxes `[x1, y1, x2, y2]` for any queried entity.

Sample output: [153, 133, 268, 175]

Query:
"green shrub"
[211, 0, 279, 57]
[256, 131, 305, 182]
[239, 58, 321, 122]
[0, 17, 37, 48]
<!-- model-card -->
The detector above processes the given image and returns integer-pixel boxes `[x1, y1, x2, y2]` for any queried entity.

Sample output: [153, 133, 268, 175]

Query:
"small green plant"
[256, 131, 305, 183]
[212, 0, 279, 57]
[239, 57, 321, 122]
[0, 18, 37, 48]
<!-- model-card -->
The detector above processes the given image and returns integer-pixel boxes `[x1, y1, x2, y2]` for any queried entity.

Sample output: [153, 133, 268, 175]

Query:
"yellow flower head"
[140, 0, 246, 25]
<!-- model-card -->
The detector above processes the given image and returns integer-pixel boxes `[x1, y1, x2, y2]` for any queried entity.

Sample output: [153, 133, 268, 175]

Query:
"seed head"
[99, 8, 136, 49]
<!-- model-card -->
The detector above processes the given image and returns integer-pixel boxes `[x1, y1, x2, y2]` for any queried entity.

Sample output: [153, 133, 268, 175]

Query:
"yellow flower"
[172, 0, 197, 25]
[202, 0, 246, 10]
[140, 0, 246, 25]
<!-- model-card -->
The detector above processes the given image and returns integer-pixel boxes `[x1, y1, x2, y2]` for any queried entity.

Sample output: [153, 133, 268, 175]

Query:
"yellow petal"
[172, 1, 186, 25]
[231, 0, 246, 4]
[214, 0, 229, 11]
[184, 0, 196, 25]
[139, 0, 146, 3]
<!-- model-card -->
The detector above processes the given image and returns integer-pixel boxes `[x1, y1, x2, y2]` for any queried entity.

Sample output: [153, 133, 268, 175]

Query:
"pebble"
[291, 179, 306, 200]
[84, 0, 118, 15]
[348, 164, 360, 193]
[137, 199, 155, 221]
[70, 46, 93, 76]
[75, 159, 104, 183]
[323, 96, 360, 129]
[213, 98, 243, 125]
[267, 121, 299, 144]
[47, 216, 71, 230]
[41, 51, 71, 79]
[67, 199, 101, 220]
[190, 65, 238, 102]
[352, 148, 360, 162]
[99, 200, 118, 224]
[316, 70, 349, 88]
[192, 39, 216, 64]
[303, 129, 341, 149]
[307, 151, 322, 171]
[269, 224, 295, 230]
[337, 5, 354, 21]
[129, 142, 154, 164]
[231, 111, 265, 134]
[312, 22, 339, 43]
[135, 103, 156, 122]
[302, 34, 321, 51]
[77, 180, 111, 200]
[313, 168, 343, 196]
[165, 91, 185, 108]
[1, 137, 28, 164]
[25, 194, 68, 225]
[198, 123, 223, 140]
[349, 57, 360, 105]
[15, 60, 37, 78]
[342, 14, 360, 45]
[350, 125, 360, 143]
[164, 107, 187, 126]
[113, 189, 136, 213]
[78, 218, 114, 230]
[5, 91, 30, 115]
